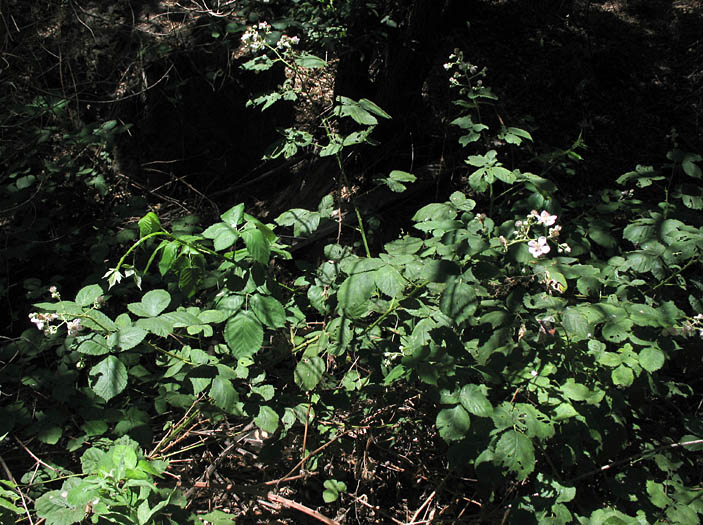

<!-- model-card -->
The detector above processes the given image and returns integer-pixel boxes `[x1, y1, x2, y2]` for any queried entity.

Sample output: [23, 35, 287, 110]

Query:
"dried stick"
[266, 492, 340, 525]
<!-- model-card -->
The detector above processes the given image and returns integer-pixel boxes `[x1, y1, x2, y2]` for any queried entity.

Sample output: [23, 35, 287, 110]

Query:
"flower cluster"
[511, 209, 571, 258]
[666, 313, 703, 339]
[28, 312, 83, 336]
[443, 48, 483, 88]
[240, 21, 299, 55]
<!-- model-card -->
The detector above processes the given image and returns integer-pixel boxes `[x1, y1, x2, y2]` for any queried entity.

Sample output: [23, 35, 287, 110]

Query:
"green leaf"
[74, 284, 103, 307]
[374, 264, 406, 298]
[322, 479, 347, 503]
[110, 326, 147, 351]
[495, 430, 535, 479]
[611, 364, 634, 387]
[77, 335, 110, 356]
[138, 212, 162, 237]
[639, 347, 665, 372]
[224, 311, 263, 358]
[203, 223, 239, 251]
[38, 425, 63, 445]
[412, 203, 457, 222]
[646, 480, 671, 509]
[295, 53, 328, 68]
[255, 405, 279, 434]
[436, 405, 470, 442]
[89, 355, 128, 401]
[198, 510, 236, 524]
[358, 98, 391, 119]
[601, 318, 633, 343]
[221, 203, 245, 228]
[338, 271, 376, 318]
[210, 376, 238, 413]
[158, 240, 180, 276]
[136, 317, 173, 337]
[459, 384, 493, 417]
[294, 356, 325, 391]
[112, 444, 138, 470]
[440, 279, 477, 324]
[250, 294, 286, 328]
[128, 289, 171, 317]
[242, 228, 270, 264]
[35, 490, 85, 525]
[562, 307, 594, 341]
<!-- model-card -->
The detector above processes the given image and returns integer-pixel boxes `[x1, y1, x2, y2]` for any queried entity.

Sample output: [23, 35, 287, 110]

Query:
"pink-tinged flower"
[66, 319, 83, 336]
[535, 210, 557, 226]
[528, 236, 550, 258]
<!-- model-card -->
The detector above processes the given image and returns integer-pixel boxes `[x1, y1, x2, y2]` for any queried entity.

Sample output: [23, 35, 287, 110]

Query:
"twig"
[15, 436, 57, 472]
[407, 489, 435, 524]
[266, 492, 340, 525]
[349, 494, 404, 525]
[568, 438, 703, 483]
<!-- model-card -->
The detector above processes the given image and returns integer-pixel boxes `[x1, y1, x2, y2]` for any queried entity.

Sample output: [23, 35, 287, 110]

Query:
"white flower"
[528, 236, 550, 258]
[549, 225, 562, 238]
[536, 210, 557, 226]
[530, 370, 538, 377]
[67, 319, 83, 336]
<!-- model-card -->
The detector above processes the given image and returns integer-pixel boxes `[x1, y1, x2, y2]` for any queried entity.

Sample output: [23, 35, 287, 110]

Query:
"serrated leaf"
[436, 405, 470, 442]
[38, 425, 62, 445]
[136, 316, 173, 337]
[459, 384, 493, 417]
[242, 228, 270, 264]
[158, 240, 180, 276]
[74, 284, 103, 307]
[412, 203, 457, 222]
[338, 271, 376, 318]
[374, 264, 406, 298]
[250, 294, 286, 328]
[294, 356, 325, 391]
[111, 326, 147, 351]
[639, 347, 665, 372]
[440, 279, 477, 324]
[495, 430, 535, 479]
[562, 307, 594, 341]
[35, 490, 85, 525]
[221, 203, 245, 228]
[77, 335, 110, 356]
[210, 376, 238, 413]
[224, 311, 263, 358]
[255, 405, 279, 434]
[128, 289, 171, 317]
[89, 355, 128, 401]
[138, 212, 162, 237]
[198, 510, 236, 524]
[601, 318, 632, 343]
[358, 98, 391, 119]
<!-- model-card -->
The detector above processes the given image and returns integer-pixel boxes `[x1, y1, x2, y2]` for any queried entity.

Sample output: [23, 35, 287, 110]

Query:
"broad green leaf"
[136, 316, 173, 337]
[221, 203, 245, 228]
[203, 223, 238, 251]
[495, 430, 535, 479]
[560, 379, 590, 401]
[295, 53, 328, 68]
[322, 479, 347, 503]
[601, 318, 632, 343]
[358, 98, 391, 119]
[210, 376, 238, 413]
[254, 405, 279, 434]
[198, 510, 236, 524]
[384, 236, 423, 255]
[250, 294, 286, 328]
[440, 279, 477, 324]
[138, 212, 162, 237]
[436, 405, 470, 442]
[275, 208, 321, 237]
[109, 326, 147, 351]
[611, 364, 634, 387]
[80, 310, 117, 332]
[338, 271, 376, 318]
[374, 264, 406, 298]
[89, 355, 128, 401]
[294, 356, 325, 391]
[74, 284, 103, 307]
[128, 289, 171, 317]
[562, 307, 594, 341]
[38, 425, 62, 445]
[159, 241, 180, 276]
[161, 310, 202, 327]
[112, 444, 138, 470]
[639, 347, 665, 372]
[459, 384, 493, 417]
[80, 447, 104, 474]
[412, 203, 457, 222]
[77, 335, 110, 356]
[242, 228, 270, 264]
[646, 480, 671, 509]
[224, 312, 263, 358]
[35, 490, 85, 525]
